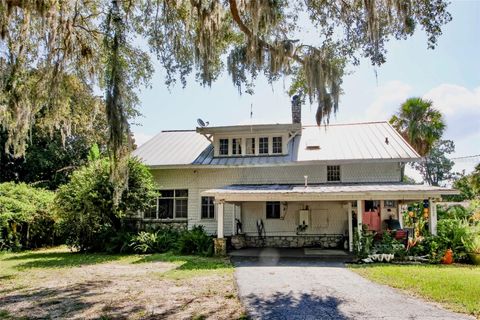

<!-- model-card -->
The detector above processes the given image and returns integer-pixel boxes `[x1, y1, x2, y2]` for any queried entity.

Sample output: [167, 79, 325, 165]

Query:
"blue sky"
[133, 1, 480, 178]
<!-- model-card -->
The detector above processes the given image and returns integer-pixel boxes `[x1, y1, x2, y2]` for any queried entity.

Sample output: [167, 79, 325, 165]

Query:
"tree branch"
[227, 0, 304, 64]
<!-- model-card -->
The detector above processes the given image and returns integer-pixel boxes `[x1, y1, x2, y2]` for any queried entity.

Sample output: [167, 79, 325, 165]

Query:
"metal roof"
[133, 121, 420, 167]
[202, 183, 458, 201]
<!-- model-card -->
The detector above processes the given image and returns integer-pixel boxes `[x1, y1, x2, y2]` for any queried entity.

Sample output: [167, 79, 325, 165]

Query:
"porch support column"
[348, 202, 353, 252]
[356, 200, 363, 252]
[429, 198, 437, 236]
[397, 202, 404, 229]
[214, 199, 227, 256]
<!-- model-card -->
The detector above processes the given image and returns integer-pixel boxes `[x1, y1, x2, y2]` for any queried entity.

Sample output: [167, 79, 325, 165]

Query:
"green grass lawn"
[350, 264, 480, 318]
[0, 247, 244, 319]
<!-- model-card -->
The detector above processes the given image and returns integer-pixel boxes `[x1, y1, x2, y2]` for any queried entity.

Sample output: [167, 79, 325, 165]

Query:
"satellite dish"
[197, 118, 209, 127]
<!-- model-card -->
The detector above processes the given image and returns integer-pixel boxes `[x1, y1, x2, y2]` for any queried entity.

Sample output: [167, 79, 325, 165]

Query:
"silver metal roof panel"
[133, 121, 420, 167]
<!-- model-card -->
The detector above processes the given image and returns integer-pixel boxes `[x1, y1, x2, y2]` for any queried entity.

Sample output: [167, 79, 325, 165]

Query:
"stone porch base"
[243, 234, 345, 249]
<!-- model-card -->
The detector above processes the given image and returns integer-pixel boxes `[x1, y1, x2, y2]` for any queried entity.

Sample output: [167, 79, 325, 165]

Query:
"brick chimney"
[291, 95, 301, 124]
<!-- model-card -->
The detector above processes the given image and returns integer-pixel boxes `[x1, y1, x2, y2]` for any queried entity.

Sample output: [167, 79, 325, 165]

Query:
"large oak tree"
[0, 0, 451, 164]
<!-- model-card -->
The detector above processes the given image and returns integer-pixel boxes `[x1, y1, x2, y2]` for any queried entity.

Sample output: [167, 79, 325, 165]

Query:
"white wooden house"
[133, 102, 456, 254]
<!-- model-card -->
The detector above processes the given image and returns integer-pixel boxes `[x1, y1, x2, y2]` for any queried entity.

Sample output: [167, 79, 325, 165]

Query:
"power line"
[450, 154, 480, 160]
[449, 154, 480, 163]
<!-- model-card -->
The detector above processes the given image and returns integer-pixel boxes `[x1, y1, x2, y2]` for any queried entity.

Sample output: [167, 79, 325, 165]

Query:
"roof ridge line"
[301, 121, 387, 127]
[161, 129, 196, 132]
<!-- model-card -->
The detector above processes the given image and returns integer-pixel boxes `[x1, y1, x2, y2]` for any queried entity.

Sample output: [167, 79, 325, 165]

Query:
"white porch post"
[217, 200, 224, 239]
[348, 202, 353, 252]
[429, 199, 437, 236]
[213, 199, 227, 256]
[356, 200, 363, 252]
[397, 202, 404, 229]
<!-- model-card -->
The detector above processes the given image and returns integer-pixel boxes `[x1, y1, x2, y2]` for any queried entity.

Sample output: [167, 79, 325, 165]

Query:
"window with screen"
[201, 196, 215, 219]
[266, 201, 281, 219]
[259, 137, 269, 154]
[219, 139, 229, 155]
[327, 165, 341, 182]
[232, 138, 242, 155]
[272, 136, 282, 154]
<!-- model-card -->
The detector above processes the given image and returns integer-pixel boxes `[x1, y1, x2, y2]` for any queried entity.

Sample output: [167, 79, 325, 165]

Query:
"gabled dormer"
[196, 123, 302, 157]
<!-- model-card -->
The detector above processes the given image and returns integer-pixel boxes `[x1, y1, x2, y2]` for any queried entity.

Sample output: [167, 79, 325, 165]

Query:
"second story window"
[272, 136, 283, 154]
[232, 138, 242, 155]
[246, 138, 255, 155]
[259, 137, 269, 154]
[327, 165, 341, 182]
[219, 139, 229, 155]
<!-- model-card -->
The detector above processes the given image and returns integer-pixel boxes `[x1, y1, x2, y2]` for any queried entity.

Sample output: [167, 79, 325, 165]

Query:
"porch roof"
[202, 183, 458, 202]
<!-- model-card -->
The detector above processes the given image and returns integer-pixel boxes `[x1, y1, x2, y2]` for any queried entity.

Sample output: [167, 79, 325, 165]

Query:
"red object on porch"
[362, 210, 381, 232]
[394, 229, 407, 240]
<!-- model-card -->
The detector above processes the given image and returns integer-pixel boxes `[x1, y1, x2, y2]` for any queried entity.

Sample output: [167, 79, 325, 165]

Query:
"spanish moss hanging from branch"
[0, 0, 452, 177]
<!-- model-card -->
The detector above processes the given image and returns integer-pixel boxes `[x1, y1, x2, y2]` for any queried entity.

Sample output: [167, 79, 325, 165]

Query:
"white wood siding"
[150, 162, 400, 235]
[241, 201, 348, 236]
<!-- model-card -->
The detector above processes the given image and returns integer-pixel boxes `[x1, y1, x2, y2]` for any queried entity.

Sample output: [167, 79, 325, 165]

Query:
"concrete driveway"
[233, 257, 473, 320]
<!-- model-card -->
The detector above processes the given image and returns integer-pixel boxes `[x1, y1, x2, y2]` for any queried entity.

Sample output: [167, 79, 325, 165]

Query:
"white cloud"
[423, 84, 480, 141]
[423, 84, 480, 116]
[365, 81, 413, 120]
[133, 132, 153, 146]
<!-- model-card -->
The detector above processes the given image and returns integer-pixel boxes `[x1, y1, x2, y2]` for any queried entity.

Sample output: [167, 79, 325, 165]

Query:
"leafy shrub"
[55, 158, 156, 252]
[103, 230, 135, 253]
[129, 227, 182, 254]
[373, 232, 405, 256]
[437, 205, 471, 220]
[436, 219, 470, 261]
[127, 226, 212, 256]
[353, 227, 374, 258]
[462, 224, 480, 254]
[410, 219, 472, 262]
[0, 182, 56, 251]
[130, 231, 160, 253]
[176, 226, 213, 256]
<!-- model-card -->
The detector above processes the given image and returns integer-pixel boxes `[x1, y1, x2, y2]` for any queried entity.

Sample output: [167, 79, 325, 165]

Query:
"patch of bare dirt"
[0, 260, 244, 319]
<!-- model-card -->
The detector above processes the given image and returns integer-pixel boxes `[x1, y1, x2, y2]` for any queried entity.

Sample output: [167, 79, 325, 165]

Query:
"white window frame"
[201, 196, 216, 220]
[214, 133, 287, 157]
[144, 189, 188, 220]
[232, 138, 242, 155]
[245, 137, 255, 155]
[266, 201, 281, 219]
[219, 138, 229, 156]
[327, 165, 341, 182]
[259, 137, 269, 154]
[272, 136, 283, 154]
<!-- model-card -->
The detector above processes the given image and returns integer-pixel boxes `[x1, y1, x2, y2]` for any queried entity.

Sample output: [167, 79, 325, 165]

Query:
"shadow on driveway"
[246, 291, 346, 320]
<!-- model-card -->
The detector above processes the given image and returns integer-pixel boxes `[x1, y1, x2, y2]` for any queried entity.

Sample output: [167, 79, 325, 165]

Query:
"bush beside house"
[0, 182, 56, 251]
[55, 158, 156, 252]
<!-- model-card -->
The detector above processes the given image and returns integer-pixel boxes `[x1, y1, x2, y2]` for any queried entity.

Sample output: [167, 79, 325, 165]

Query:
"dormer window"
[232, 138, 242, 155]
[214, 134, 286, 157]
[327, 165, 341, 182]
[219, 139, 229, 155]
[259, 137, 269, 154]
[246, 138, 255, 155]
[272, 136, 283, 154]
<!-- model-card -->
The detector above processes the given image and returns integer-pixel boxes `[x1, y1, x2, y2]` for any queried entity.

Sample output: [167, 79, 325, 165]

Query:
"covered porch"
[203, 183, 457, 255]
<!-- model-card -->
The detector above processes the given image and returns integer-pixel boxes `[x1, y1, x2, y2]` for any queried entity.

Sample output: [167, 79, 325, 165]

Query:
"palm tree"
[389, 97, 445, 157]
